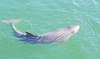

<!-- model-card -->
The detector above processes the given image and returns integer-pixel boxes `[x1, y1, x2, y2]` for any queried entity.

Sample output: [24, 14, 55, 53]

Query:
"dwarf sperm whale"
[2, 20, 80, 44]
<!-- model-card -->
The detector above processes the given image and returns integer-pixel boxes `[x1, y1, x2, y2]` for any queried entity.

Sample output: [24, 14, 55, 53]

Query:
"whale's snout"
[72, 25, 80, 33]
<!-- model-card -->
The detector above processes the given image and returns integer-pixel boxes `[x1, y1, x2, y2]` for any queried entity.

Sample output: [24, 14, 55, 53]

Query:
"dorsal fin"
[25, 32, 38, 37]
[25, 32, 34, 36]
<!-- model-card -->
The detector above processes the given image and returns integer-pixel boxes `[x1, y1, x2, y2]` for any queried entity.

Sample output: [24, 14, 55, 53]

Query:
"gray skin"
[2, 20, 80, 44]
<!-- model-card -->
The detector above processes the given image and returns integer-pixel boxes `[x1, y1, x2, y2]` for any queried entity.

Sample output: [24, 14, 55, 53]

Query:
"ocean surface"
[0, 0, 100, 59]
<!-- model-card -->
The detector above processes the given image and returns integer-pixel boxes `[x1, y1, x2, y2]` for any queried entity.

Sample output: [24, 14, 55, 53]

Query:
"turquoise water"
[0, 0, 100, 59]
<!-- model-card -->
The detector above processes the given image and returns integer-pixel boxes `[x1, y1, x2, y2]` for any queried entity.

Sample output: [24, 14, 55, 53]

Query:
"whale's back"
[36, 25, 80, 44]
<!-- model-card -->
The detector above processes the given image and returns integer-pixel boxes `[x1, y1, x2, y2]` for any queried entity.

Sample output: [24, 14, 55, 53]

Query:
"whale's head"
[65, 25, 80, 35]
[70, 25, 80, 33]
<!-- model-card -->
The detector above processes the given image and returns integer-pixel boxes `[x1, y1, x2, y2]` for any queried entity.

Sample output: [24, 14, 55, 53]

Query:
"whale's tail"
[1, 19, 21, 24]
[1, 19, 24, 37]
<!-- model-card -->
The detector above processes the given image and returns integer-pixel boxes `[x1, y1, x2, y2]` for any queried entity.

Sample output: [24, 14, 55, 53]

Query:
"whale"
[2, 20, 80, 44]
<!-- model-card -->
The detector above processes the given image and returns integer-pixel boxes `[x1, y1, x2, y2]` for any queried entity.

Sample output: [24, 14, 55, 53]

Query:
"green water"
[0, 0, 100, 59]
